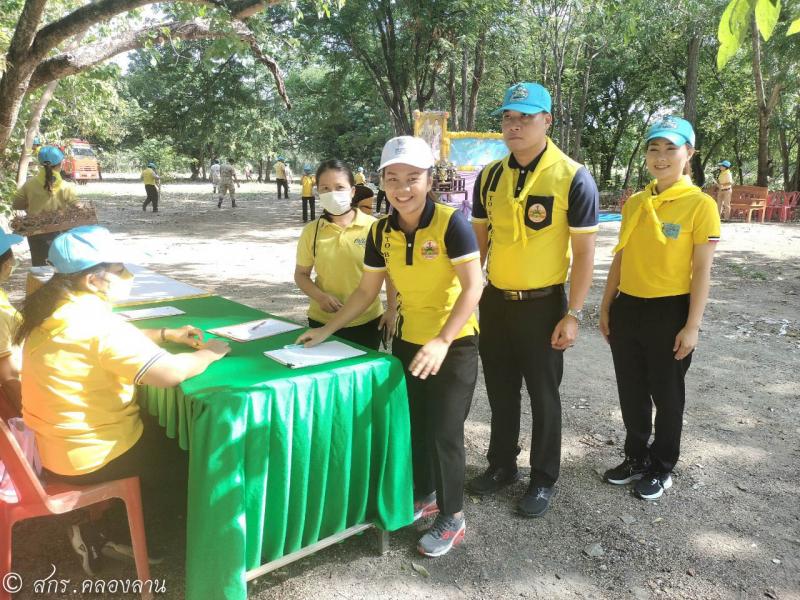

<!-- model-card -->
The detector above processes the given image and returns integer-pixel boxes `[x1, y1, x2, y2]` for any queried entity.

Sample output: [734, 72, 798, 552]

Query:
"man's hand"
[673, 325, 699, 360]
[166, 325, 204, 348]
[409, 337, 451, 379]
[551, 314, 579, 350]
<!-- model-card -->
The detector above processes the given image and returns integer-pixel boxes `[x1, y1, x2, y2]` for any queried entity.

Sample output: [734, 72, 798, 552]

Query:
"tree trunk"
[778, 123, 790, 190]
[16, 80, 58, 185]
[460, 43, 468, 131]
[733, 121, 744, 185]
[684, 34, 700, 125]
[751, 20, 778, 188]
[448, 58, 459, 131]
[465, 31, 485, 131]
[572, 46, 595, 162]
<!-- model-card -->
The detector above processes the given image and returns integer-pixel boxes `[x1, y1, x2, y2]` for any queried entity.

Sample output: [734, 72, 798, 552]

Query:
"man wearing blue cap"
[716, 160, 733, 221]
[0, 232, 25, 418]
[468, 82, 599, 517]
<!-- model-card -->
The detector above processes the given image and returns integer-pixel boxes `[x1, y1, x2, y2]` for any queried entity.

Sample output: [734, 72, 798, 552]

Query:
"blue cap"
[303, 165, 312, 173]
[645, 116, 696, 147]
[492, 83, 552, 116]
[0, 232, 24, 255]
[718, 160, 731, 168]
[48, 225, 126, 274]
[277, 156, 286, 162]
[38, 146, 64, 166]
[147, 162, 156, 169]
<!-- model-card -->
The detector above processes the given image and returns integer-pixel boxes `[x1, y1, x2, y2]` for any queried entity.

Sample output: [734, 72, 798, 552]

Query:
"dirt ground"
[6, 178, 799, 600]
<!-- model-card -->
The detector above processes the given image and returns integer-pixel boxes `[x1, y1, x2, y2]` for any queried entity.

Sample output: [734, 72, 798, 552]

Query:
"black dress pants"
[143, 184, 159, 212]
[27, 231, 61, 267]
[276, 178, 289, 199]
[608, 292, 692, 473]
[308, 316, 382, 351]
[392, 335, 478, 514]
[479, 284, 566, 487]
[301, 196, 316, 222]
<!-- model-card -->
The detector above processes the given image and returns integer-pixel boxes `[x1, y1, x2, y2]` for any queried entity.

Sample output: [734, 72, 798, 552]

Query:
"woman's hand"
[409, 337, 451, 380]
[599, 305, 611, 343]
[202, 339, 231, 358]
[317, 293, 343, 313]
[673, 325, 699, 360]
[167, 325, 204, 348]
[378, 308, 397, 343]
[296, 327, 331, 348]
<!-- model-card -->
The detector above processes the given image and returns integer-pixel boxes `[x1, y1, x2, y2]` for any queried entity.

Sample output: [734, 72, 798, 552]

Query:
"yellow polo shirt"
[0, 289, 21, 364]
[301, 175, 316, 197]
[21, 293, 166, 476]
[296, 209, 383, 326]
[718, 169, 733, 190]
[141, 168, 158, 185]
[472, 139, 599, 290]
[616, 177, 721, 298]
[354, 172, 366, 185]
[364, 199, 479, 345]
[275, 162, 287, 179]
[12, 170, 79, 216]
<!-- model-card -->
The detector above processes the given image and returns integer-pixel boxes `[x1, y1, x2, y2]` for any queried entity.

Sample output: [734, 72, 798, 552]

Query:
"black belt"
[490, 283, 561, 301]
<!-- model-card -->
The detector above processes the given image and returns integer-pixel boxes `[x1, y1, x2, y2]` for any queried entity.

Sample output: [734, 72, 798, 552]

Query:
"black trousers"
[276, 178, 289, 199]
[302, 196, 316, 222]
[309, 316, 382, 351]
[479, 283, 566, 487]
[609, 292, 692, 473]
[27, 231, 61, 267]
[143, 184, 159, 212]
[392, 335, 478, 515]
[375, 190, 389, 214]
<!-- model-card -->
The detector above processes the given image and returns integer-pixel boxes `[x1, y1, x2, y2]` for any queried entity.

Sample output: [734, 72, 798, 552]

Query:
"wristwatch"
[567, 308, 584, 322]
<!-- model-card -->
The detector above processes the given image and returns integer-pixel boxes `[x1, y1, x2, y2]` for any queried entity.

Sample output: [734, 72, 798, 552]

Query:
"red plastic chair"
[0, 419, 153, 600]
[765, 191, 783, 221]
[775, 191, 799, 222]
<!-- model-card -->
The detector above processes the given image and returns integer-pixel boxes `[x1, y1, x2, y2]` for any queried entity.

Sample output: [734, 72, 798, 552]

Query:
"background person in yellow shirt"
[354, 166, 367, 185]
[599, 116, 720, 501]
[467, 83, 599, 518]
[275, 156, 289, 199]
[298, 137, 483, 558]
[716, 159, 733, 221]
[0, 232, 25, 420]
[140, 161, 160, 212]
[16, 225, 231, 574]
[300, 165, 316, 222]
[294, 160, 391, 349]
[12, 145, 79, 266]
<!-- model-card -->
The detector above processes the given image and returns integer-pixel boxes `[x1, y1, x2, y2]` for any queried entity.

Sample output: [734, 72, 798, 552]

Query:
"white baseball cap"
[379, 136, 435, 171]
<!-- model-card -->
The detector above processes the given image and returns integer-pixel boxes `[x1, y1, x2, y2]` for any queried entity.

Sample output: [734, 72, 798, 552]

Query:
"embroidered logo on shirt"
[354, 238, 366, 246]
[420, 240, 440, 260]
[662, 222, 681, 239]
[527, 203, 547, 224]
[510, 84, 529, 101]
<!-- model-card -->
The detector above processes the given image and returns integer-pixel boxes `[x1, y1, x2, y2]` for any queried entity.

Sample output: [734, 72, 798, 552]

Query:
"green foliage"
[103, 138, 188, 178]
[717, 0, 792, 69]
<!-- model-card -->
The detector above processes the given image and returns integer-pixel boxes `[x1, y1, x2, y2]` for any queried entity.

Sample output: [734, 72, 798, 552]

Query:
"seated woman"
[294, 160, 396, 350]
[0, 232, 25, 421]
[17, 225, 231, 575]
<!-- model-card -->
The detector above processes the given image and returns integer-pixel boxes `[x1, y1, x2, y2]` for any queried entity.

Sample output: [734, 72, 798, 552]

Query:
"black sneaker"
[603, 456, 651, 485]
[68, 524, 103, 577]
[634, 471, 673, 500]
[466, 466, 521, 495]
[517, 484, 556, 518]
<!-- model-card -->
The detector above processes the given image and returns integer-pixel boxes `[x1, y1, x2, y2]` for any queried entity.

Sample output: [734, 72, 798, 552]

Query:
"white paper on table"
[264, 341, 366, 369]
[208, 318, 303, 342]
[117, 306, 186, 321]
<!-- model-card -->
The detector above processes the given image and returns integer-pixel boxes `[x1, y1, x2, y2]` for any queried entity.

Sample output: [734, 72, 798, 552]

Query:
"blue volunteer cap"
[48, 225, 126, 274]
[646, 116, 696, 147]
[147, 162, 156, 169]
[718, 160, 731, 168]
[492, 82, 552, 116]
[0, 232, 24, 255]
[38, 146, 64, 166]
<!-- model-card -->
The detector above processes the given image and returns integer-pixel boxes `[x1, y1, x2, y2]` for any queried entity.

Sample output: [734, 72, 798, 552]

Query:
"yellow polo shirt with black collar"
[364, 198, 480, 345]
[141, 168, 158, 185]
[301, 175, 316, 197]
[296, 209, 383, 326]
[616, 176, 721, 298]
[21, 293, 166, 476]
[12, 170, 79, 215]
[472, 138, 599, 290]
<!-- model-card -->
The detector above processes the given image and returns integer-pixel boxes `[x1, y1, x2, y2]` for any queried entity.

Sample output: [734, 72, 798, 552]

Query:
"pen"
[249, 319, 268, 332]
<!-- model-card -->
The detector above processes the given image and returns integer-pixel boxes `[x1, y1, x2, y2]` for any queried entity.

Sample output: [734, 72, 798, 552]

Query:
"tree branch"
[27, 18, 290, 108]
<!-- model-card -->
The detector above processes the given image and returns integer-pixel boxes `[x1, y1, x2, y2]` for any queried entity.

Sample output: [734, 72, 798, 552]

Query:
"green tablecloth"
[125, 295, 414, 600]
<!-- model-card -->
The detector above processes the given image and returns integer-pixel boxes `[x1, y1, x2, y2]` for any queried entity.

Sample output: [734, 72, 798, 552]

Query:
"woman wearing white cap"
[298, 136, 483, 557]
[16, 225, 231, 575]
[0, 231, 25, 419]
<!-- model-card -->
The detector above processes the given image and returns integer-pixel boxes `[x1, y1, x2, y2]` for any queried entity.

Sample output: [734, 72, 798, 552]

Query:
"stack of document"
[118, 306, 185, 321]
[264, 341, 366, 369]
[208, 318, 303, 342]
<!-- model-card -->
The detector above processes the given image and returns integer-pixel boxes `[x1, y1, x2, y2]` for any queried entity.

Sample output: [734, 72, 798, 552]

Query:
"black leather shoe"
[466, 466, 521, 495]
[517, 484, 556, 518]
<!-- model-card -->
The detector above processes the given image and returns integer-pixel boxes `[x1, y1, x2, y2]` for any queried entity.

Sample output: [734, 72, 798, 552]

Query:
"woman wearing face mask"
[599, 117, 720, 501]
[12, 146, 80, 266]
[298, 137, 483, 558]
[294, 160, 396, 350]
[0, 232, 25, 420]
[17, 225, 231, 574]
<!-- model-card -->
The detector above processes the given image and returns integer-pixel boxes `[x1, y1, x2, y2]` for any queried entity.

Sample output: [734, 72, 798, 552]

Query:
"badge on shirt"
[420, 239, 440, 260]
[662, 222, 681, 239]
[527, 203, 547, 224]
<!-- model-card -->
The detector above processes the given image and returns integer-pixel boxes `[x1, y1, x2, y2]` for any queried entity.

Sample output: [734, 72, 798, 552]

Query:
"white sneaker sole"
[68, 525, 96, 577]
[636, 475, 673, 499]
[605, 472, 646, 485]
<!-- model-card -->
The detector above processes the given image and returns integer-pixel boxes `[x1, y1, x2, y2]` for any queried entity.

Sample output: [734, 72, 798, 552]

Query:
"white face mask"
[319, 190, 353, 215]
[98, 269, 135, 302]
